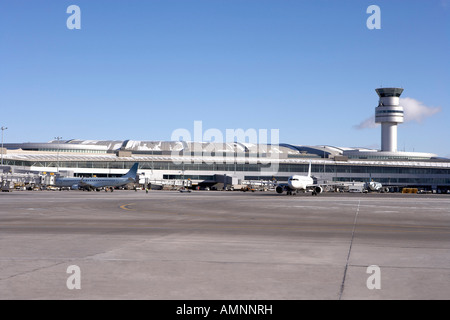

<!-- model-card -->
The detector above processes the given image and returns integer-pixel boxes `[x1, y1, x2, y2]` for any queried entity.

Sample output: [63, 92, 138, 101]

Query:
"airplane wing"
[79, 179, 114, 188]
[276, 181, 348, 195]
[78, 178, 94, 188]
[83, 178, 134, 188]
[307, 182, 347, 188]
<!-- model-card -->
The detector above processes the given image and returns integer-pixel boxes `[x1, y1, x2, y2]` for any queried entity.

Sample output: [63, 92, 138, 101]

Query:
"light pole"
[55, 136, 62, 172]
[1, 126, 7, 166]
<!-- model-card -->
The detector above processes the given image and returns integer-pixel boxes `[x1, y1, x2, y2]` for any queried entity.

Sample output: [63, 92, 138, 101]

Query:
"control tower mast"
[375, 88, 404, 152]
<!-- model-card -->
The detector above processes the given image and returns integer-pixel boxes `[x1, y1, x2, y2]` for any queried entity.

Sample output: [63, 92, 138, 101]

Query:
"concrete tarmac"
[0, 190, 449, 300]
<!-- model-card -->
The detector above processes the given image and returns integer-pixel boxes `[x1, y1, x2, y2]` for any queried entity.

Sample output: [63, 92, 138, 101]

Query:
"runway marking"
[3, 222, 450, 234]
[118, 203, 180, 215]
[339, 200, 360, 300]
[119, 203, 136, 211]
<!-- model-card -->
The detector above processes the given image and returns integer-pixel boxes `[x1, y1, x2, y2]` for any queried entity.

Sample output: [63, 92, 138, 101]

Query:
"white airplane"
[55, 163, 139, 191]
[366, 180, 383, 192]
[276, 161, 324, 196]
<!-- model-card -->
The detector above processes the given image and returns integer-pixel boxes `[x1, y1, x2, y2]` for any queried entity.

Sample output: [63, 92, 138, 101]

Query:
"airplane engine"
[71, 184, 80, 190]
[276, 186, 284, 194]
[314, 186, 323, 194]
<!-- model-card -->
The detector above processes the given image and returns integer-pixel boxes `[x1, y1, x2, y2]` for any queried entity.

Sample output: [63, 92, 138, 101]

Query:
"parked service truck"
[1, 180, 13, 192]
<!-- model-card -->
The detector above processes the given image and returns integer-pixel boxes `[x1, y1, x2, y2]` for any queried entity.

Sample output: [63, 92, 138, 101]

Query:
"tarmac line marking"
[119, 203, 136, 211]
[2, 222, 450, 234]
[118, 203, 179, 215]
[339, 200, 361, 300]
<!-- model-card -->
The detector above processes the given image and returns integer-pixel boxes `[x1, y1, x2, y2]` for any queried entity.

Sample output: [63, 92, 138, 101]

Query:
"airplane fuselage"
[276, 161, 323, 195]
[55, 177, 134, 189]
[53, 163, 139, 190]
[287, 175, 314, 191]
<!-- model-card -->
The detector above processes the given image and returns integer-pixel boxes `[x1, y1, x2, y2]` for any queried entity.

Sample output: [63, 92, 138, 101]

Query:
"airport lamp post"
[1, 126, 7, 166]
[55, 136, 62, 172]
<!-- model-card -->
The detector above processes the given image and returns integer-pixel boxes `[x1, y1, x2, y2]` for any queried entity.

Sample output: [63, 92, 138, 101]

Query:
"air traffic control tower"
[375, 87, 404, 152]
[343, 86, 436, 160]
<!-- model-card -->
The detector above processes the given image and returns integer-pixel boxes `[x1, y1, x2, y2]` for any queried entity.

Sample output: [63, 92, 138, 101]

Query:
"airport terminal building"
[1, 139, 450, 192]
[1, 88, 450, 192]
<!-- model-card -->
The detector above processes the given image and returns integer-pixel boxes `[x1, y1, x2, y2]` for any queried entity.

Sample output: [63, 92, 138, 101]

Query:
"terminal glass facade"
[3, 159, 450, 187]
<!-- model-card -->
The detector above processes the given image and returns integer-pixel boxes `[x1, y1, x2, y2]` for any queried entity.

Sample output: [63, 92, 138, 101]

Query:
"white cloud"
[354, 115, 377, 130]
[354, 97, 441, 130]
[400, 97, 442, 123]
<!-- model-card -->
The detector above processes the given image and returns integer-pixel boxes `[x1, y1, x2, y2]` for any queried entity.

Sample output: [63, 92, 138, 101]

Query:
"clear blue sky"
[1, 0, 449, 156]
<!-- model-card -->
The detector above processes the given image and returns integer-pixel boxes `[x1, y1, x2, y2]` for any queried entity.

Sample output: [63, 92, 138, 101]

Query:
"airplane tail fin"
[123, 163, 139, 179]
[307, 160, 311, 177]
